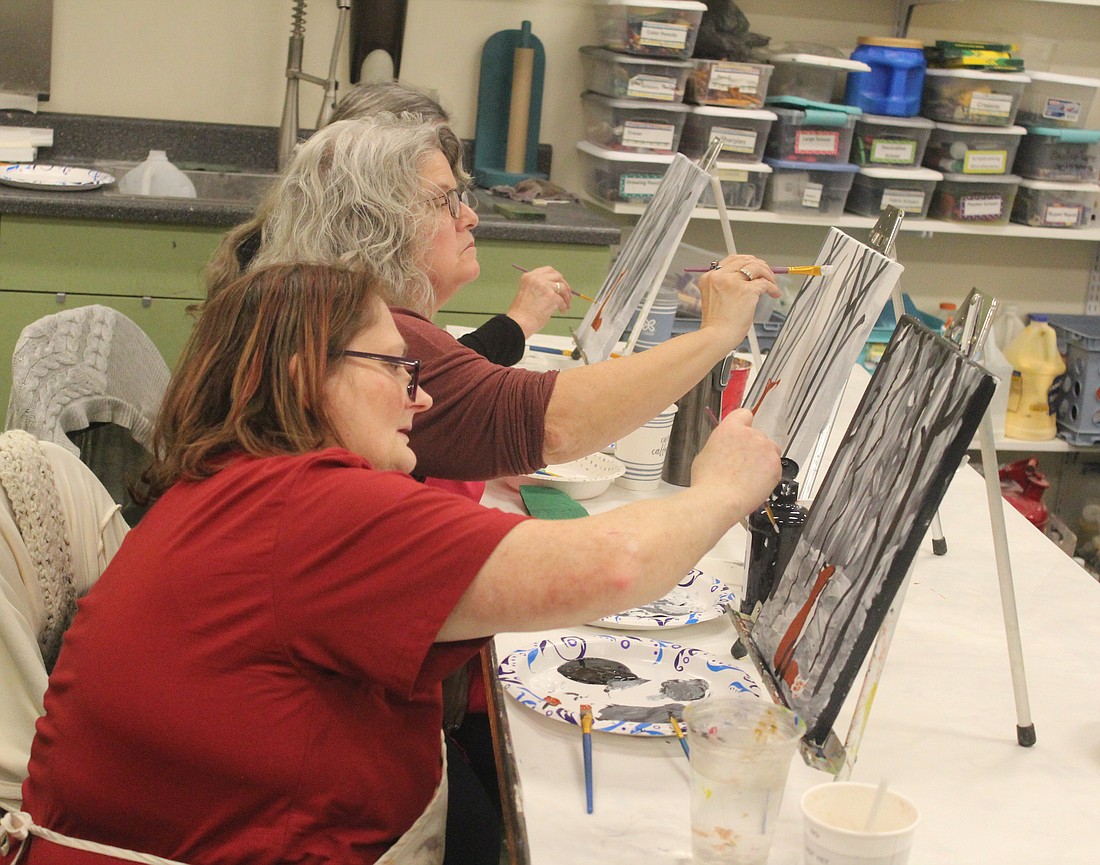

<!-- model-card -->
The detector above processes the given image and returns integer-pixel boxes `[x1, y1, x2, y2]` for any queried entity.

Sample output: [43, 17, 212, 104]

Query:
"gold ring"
[555, 281, 561, 293]
[739, 267, 754, 280]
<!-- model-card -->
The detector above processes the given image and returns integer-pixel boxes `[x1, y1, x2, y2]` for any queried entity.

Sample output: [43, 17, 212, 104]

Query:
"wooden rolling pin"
[505, 21, 535, 174]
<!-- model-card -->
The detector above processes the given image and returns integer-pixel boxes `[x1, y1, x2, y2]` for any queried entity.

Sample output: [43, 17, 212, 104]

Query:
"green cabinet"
[0, 215, 224, 414]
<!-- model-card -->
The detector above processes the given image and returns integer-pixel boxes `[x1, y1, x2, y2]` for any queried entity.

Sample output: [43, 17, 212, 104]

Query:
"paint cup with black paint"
[743, 458, 808, 616]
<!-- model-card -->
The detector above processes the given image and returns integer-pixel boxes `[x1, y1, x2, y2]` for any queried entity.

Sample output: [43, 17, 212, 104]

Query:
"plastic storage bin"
[679, 105, 776, 161]
[1016, 70, 1100, 128]
[1049, 315, 1100, 444]
[686, 59, 773, 108]
[1010, 178, 1100, 228]
[923, 121, 1026, 174]
[579, 46, 692, 102]
[766, 53, 871, 103]
[921, 68, 1030, 126]
[851, 113, 934, 166]
[763, 158, 859, 216]
[1014, 126, 1100, 182]
[845, 37, 927, 116]
[929, 172, 1020, 224]
[846, 166, 942, 218]
[581, 91, 690, 153]
[697, 160, 772, 210]
[592, 0, 707, 60]
[765, 103, 860, 163]
[576, 139, 673, 203]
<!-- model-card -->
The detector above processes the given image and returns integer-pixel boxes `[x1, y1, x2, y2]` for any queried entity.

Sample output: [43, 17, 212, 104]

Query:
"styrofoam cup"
[801, 782, 919, 865]
[613, 404, 677, 490]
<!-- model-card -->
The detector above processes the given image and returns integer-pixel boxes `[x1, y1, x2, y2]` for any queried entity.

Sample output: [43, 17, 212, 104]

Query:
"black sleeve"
[456, 315, 526, 367]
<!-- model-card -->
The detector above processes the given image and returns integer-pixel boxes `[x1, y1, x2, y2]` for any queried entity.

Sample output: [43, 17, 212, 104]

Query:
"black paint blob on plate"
[558, 657, 644, 687]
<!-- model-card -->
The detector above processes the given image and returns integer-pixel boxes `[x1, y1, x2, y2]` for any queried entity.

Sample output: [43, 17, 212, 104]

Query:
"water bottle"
[1003, 314, 1066, 440]
[662, 354, 733, 487]
[742, 458, 808, 616]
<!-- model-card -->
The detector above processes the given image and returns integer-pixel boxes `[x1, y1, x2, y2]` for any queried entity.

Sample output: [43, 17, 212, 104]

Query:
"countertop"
[0, 111, 620, 245]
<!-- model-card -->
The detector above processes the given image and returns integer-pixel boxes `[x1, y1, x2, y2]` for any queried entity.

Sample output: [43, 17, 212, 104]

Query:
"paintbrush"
[580, 704, 594, 814]
[668, 712, 690, 760]
[684, 264, 836, 276]
[511, 264, 597, 303]
[528, 344, 582, 359]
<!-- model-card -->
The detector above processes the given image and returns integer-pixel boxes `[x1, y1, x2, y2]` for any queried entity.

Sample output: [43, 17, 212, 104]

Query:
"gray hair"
[251, 114, 462, 315]
[330, 80, 449, 125]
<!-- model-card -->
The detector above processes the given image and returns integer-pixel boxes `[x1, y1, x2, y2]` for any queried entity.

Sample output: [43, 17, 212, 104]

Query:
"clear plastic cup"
[683, 696, 806, 864]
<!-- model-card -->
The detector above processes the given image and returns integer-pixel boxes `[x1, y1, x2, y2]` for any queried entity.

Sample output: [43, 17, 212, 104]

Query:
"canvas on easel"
[749, 317, 996, 745]
[743, 227, 904, 478]
[573, 153, 712, 363]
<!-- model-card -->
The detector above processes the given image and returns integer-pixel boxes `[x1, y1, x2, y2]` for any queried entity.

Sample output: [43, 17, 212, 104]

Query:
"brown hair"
[144, 263, 382, 498]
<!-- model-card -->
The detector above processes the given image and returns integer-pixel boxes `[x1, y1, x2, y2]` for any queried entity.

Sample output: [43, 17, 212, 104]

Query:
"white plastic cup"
[613, 404, 678, 490]
[801, 782, 919, 865]
[682, 696, 806, 865]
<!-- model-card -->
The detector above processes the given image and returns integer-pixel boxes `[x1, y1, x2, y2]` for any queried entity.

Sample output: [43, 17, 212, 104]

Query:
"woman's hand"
[691, 407, 782, 515]
[697, 255, 781, 345]
[506, 266, 573, 337]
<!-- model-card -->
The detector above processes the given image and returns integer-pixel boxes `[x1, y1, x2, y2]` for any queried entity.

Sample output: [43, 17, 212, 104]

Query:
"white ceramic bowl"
[506, 452, 626, 501]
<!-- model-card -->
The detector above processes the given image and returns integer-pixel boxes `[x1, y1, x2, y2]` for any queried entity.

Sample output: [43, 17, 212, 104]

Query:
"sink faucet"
[278, 0, 352, 169]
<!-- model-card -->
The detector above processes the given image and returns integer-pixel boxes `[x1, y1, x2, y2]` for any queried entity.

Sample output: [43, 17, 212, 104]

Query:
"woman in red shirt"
[8, 263, 780, 865]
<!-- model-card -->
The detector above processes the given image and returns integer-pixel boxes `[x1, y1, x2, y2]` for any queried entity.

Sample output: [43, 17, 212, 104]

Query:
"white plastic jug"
[1003, 313, 1066, 440]
[118, 150, 196, 198]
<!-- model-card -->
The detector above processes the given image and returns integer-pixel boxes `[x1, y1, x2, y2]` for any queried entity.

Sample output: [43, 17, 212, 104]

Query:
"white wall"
[31, 0, 1100, 315]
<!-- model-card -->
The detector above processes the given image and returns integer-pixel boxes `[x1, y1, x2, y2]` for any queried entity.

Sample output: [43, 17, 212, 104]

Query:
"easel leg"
[977, 409, 1037, 746]
[930, 511, 947, 556]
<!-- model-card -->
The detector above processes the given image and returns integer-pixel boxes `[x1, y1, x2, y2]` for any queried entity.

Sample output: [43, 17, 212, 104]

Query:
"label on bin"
[1043, 97, 1082, 123]
[795, 130, 840, 156]
[960, 194, 1004, 219]
[639, 21, 689, 50]
[709, 67, 760, 94]
[967, 92, 1013, 118]
[963, 150, 1008, 174]
[712, 126, 758, 154]
[628, 74, 678, 101]
[620, 173, 664, 199]
[870, 139, 916, 164]
[881, 188, 926, 212]
[801, 182, 824, 208]
[622, 121, 676, 150]
[1042, 204, 1083, 226]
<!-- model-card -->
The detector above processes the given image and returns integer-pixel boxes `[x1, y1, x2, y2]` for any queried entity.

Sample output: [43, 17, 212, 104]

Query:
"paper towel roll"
[505, 46, 534, 174]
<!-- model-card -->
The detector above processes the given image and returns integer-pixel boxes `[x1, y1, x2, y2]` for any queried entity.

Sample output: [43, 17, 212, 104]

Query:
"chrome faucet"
[278, 0, 352, 169]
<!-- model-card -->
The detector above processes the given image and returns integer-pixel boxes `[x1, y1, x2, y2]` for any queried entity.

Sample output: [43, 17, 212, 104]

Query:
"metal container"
[662, 354, 733, 486]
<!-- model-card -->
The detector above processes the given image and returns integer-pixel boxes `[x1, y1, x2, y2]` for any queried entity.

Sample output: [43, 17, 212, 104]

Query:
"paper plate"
[505, 452, 625, 500]
[592, 567, 735, 629]
[0, 164, 115, 191]
[498, 633, 761, 736]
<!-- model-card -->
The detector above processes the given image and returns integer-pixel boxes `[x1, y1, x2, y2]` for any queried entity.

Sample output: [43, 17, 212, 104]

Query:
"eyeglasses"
[340, 350, 421, 399]
[426, 187, 472, 220]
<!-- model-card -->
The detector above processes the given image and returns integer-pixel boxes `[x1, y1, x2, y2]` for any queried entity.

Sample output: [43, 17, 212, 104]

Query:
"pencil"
[669, 712, 691, 760]
[684, 264, 835, 276]
[580, 704, 594, 814]
[511, 263, 596, 303]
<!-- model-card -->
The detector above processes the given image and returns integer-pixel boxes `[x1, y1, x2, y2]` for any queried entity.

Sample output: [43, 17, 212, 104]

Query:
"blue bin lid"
[764, 158, 860, 172]
[766, 95, 862, 117]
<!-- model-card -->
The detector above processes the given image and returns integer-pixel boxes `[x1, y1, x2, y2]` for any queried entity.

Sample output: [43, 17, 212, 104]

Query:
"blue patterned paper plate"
[592, 567, 735, 629]
[0, 164, 115, 190]
[498, 633, 761, 736]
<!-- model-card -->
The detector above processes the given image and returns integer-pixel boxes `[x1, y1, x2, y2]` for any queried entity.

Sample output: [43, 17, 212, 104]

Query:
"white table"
[485, 460, 1100, 864]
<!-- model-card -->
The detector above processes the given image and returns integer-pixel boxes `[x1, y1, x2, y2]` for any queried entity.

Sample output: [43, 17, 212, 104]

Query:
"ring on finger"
[738, 267, 754, 281]
[555, 281, 561, 293]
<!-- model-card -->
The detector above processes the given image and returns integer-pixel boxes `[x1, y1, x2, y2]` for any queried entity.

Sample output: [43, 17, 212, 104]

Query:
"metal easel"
[731, 286, 1037, 780]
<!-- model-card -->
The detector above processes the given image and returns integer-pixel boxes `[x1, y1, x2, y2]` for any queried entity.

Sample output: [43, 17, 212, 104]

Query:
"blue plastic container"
[845, 37, 926, 117]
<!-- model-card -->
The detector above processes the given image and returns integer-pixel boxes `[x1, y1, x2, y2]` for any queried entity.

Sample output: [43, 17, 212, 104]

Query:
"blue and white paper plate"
[0, 164, 115, 191]
[592, 567, 735, 629]
[498, 633, 761, 736]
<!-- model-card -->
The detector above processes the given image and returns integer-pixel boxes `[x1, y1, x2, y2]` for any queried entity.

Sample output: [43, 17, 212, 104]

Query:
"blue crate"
[1050, 318, 1100, 444]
